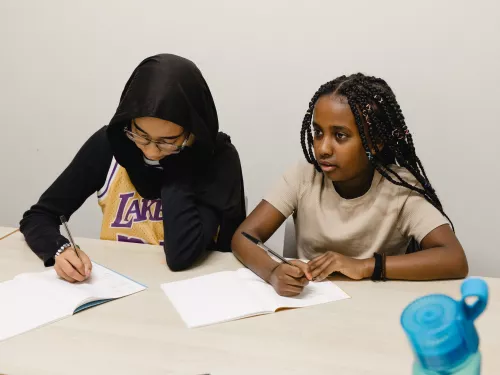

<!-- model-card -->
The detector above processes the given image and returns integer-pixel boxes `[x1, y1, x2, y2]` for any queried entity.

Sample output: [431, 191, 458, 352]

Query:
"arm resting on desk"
[385, 224, 468, 280]
[161, 179, 219, 271]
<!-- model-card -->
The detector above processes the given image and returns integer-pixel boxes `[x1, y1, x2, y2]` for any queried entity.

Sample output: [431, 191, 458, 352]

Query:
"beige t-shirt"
[265, 162, 449, 260]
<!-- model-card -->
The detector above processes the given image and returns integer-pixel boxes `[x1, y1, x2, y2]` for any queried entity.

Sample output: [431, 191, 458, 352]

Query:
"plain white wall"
[1, 0, 499, 276]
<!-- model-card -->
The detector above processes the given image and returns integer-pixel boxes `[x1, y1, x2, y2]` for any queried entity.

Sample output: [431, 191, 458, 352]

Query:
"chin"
[324, 171, 343, 181]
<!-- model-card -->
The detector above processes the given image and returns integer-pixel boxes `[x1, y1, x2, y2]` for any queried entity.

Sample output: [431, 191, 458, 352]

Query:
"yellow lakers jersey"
[97, 158, 164, 245]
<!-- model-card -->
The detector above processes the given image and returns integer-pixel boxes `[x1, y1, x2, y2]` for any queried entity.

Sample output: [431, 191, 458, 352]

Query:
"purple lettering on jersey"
[116, 234, 146, 244]
[139, 199, 162, 222]
[111, 193, 163, 228]
[152, 199, 163, 221]
[111, 192, 135, 228]
[125, 199, 141, 223]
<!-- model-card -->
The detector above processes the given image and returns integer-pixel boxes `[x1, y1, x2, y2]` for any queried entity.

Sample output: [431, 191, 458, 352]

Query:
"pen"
[60, 215, 81, 260]
[241, 231, 294, 266]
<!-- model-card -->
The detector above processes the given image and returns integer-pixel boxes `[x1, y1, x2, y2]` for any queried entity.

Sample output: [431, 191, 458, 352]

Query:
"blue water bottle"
[401, 278, 489, 374]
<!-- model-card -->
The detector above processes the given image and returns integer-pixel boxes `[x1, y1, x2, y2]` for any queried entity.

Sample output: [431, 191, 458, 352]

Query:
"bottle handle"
[461, 278, 489, 321]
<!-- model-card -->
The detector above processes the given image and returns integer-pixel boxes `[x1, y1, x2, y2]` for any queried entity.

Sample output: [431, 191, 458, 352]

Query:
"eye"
[313, 128, 323, 138]
[336, 132, 347, 140]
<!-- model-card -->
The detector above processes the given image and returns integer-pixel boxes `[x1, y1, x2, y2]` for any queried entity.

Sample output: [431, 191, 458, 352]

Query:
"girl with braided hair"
[232, 73, 468, 297]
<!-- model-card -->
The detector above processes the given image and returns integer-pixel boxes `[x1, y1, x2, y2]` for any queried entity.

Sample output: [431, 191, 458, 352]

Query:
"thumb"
[291, 260, 312, 281]
[77, 247, 92, 277]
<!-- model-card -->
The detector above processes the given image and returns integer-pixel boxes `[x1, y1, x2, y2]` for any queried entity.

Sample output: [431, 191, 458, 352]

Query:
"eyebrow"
[133, 120, 184, 140]
[312, 122, 351, 133]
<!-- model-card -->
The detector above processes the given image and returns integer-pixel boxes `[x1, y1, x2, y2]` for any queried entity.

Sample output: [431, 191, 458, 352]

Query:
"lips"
[318, 161, 338, 172]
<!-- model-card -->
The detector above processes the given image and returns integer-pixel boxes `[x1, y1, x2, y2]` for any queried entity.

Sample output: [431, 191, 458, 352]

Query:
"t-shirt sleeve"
[397, 189, 450, 244]
[264, 162, 304, 218]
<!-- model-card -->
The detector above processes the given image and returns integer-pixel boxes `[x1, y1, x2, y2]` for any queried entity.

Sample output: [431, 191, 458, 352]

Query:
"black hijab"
[106, 54, 245, 250]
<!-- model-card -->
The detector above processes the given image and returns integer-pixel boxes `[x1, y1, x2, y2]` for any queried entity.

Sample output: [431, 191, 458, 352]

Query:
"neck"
[333, 166, 375, 199]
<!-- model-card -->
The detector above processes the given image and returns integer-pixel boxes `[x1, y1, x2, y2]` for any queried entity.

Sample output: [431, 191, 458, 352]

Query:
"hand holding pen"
[53, 216, 93, 283]
[242, 232, 312, 297]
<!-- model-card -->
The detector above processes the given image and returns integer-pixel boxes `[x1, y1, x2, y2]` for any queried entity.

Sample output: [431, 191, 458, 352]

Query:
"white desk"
[0, 227, 499, 375]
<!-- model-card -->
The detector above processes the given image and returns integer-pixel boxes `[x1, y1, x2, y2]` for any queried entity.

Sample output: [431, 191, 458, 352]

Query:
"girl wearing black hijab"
[20, 54, 246, 282]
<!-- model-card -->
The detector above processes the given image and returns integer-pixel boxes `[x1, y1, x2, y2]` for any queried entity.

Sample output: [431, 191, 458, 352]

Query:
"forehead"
[313, 95, 357, 130]
[133, 117, 183, 137]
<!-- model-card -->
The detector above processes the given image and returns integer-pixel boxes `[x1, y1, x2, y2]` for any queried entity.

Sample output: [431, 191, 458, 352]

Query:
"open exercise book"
[0, 263, 146, 341]
[161, 268, 350, 328]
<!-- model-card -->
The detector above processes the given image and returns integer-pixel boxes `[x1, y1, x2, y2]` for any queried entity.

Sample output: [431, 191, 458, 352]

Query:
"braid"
[300, 77, 347, 172]
[300, 73, 454, 230]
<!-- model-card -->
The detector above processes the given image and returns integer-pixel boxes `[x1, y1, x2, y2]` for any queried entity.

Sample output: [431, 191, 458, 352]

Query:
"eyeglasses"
[123, 125, 189, 154]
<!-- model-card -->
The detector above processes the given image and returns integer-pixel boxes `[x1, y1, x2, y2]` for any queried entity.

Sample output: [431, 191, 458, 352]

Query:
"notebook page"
[235, 268, 287, 310]
[161, 271, 271, 328]
[17, 262, 146, 303]
[0, 263, 146, 341]
[236, 268, 350, 311]
[0, 278, 84, 341]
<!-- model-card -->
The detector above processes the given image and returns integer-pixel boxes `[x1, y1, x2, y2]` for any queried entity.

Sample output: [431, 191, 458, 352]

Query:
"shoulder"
[279, 160, 323, 200]
[210, 132, 243, 175]
[81, 126, 113, 158]
[378, 165, 431, 210]
[215, 133, 240, 159]
[75, 126, 113, 176]
[380, 165, 421, 193]
[284, 160, 322, 185]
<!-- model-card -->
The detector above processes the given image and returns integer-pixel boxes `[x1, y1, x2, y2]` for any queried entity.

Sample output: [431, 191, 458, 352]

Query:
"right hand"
[269, 260, 312, 297]
[54, 247, 92, 283]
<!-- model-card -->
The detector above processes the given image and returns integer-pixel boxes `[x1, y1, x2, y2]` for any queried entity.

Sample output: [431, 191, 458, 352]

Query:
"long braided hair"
[300, 73, 453, 231]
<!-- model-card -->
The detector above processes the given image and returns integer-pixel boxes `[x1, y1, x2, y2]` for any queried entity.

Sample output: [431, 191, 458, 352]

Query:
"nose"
[317, 137, 334, 159]
[142, 143, 163, 160]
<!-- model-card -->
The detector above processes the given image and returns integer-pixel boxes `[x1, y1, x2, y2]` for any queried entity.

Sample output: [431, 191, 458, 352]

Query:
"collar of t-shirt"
[143, 156, 163, 169]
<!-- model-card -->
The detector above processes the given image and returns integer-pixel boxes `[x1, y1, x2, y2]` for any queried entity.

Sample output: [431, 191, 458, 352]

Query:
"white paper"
[236, 268, 350, 310]
[161, 268, 350, 328]
[0, 262, 146, 342]
[17, 263, 146, 300]
[161, 271, 269, 328]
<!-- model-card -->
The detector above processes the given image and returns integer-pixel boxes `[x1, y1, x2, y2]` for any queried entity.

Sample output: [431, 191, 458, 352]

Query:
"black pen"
[241, 232, 294, 266]
[60, 215, 81, 260]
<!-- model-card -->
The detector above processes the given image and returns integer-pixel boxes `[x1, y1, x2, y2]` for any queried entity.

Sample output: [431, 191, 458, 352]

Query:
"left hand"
[308, 251, 374, 282]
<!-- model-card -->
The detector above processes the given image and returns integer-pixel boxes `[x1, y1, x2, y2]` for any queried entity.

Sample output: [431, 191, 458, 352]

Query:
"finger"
[64, 249, 86, 278]
[281, 263, 305, 279]
[309, 253, 327, 267]
[316, 267, 336, 282]
[312, 259, 335, 281]
[77, 248, 92, 277]
[283, 284, 305, 296]
[309, 255, 330, 273]
[55, 263, 76, 283]
[290, 260, 312, 281]
[59, 256, 85, 282]
[283, 274, 309, 287]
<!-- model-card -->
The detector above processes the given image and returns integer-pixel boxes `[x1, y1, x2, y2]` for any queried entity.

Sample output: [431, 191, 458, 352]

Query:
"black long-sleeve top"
[20, 127, 244, 270]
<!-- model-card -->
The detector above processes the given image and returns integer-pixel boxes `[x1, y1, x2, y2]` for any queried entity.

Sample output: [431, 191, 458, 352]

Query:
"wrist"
[265, 262, 281, 283]
[55, 243, 71, 258]
[362, 257, 376, 279]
